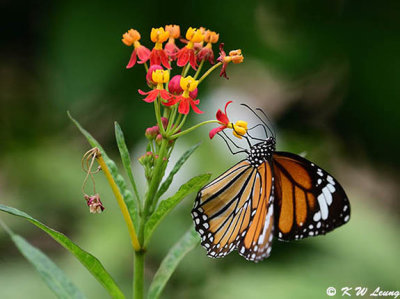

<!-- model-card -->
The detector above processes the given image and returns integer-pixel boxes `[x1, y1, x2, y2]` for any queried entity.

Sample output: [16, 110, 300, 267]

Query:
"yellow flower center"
[152, 70, 170, 86]
[151, 27, 170, 44]
[228, 120, 248, 138]
[180, 76, 198, 93]
[185, 27, 204, 43]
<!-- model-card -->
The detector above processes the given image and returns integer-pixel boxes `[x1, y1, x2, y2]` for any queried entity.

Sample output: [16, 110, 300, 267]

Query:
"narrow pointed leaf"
[0, 204, 125, 299]
[148, 227, 199, 299]
[68, 111, 138, 229]
[7, 230, 86, 299]
[144, 173, 210, 245]
[115, 121, 140, 224]
[155, 143, 200, 200]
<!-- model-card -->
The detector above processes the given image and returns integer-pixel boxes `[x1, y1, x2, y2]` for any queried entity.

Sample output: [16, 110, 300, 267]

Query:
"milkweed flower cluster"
[122, 24, 247, 146]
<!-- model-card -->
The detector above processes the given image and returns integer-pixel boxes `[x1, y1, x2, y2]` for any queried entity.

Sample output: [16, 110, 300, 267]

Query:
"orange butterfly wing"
[273, 151, 350, 241]
[192, 160, 275, 262]
[237, 161, 274, 262]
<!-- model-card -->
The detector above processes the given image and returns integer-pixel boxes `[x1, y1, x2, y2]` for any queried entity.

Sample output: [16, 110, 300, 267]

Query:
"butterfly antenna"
[255, 107, 276, 139]
[247, 124, 270, 141]
[218, 131, 248, 155]
[240, 103, 273, 138]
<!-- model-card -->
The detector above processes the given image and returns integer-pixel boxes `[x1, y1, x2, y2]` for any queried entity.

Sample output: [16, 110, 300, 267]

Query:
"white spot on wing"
[317, 194, 329, 220]
[322, 186, 333, 205]
[327, 183, 336, 193]
[313, 211, 321, 222]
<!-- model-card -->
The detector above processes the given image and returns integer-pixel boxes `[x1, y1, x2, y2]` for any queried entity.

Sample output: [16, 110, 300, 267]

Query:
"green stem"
[183, 63, 191, 77]
[133, 251, 144, 299]
[193, 60, 205, 80]
[144, 62, 149, 73]
[170, 120, 219, 139]
[181, 64, 188, 76]
[166, 106, 177, 133]
[154, 98, 166, 135]
[134, 138, 170, 298]
[143, 139, 169, 217]
[172, 114, 188, 135]
[198, 62, 222, 84]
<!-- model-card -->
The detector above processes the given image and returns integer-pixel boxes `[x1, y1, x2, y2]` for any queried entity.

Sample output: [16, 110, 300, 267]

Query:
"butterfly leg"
[218, 131, 248, 155]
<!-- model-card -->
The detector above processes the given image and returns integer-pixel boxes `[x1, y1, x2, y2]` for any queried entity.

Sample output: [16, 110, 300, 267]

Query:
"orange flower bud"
[165, 25, 180, 39]
[122, 29, 141, 46]
[204, 30, 219, 44]
[229, 49, 244, 64]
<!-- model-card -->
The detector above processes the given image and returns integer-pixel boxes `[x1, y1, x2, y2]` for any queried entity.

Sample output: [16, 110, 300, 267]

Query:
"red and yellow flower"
[177, 27, 204, 70]
[217, 43, 244, 79]
[168, 75, 198, 99]
[149, 27, 171, 69]
[164, 25, 180, 60]
[209, 101, 248, 139]
[167, 76, 203, 114]
[197, 30, 219, 64]
[138, 69, 173, 103]
[122, 29, 151, 68]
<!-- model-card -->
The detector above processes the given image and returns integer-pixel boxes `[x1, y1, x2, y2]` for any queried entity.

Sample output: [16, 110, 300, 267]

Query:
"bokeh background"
[1, 0, 399, 298]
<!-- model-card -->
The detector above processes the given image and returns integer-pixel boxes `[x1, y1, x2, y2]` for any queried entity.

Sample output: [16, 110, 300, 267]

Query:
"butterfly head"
[248, 137, 275, 167]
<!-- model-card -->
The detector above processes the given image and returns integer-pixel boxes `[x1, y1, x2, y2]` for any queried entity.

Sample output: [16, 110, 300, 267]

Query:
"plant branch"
[198, 62, 222, 84]
[170, 120, 219, 139]
[96, 151, 141, 252]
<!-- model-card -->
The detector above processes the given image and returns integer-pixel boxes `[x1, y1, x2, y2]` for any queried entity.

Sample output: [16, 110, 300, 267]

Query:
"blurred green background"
[1, 0, 399, 298]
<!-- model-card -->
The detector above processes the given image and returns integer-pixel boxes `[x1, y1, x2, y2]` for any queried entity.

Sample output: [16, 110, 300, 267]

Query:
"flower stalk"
[95, 149, 141, 252]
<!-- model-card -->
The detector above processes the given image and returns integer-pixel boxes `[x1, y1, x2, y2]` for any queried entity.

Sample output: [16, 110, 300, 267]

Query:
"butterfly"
[192, 104, 350, 262]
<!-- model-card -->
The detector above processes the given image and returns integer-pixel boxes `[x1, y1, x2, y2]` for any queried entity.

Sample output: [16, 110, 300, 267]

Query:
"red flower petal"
[178, 98, 190, 114]
[159, 50, 171, 69]
[138, 89, 150, 95]
[136, 45, 150, 64]
[219, 63, 228, 79]
[188, 50, 198, 70]
[165, 43, 179, 60]
[159, 89, 172, 100]
[144, 90, 159, 103]
[190, 99, 203, 114]
[177, 47, 190, 67]
[197, 47, 214, 64]
[163, 96, 178, 106]
[209, 126, 226, 139]
[150, 49, 161, 66]
[216, 109, 228, 124]
[138, 89, 158, 103]
[126, 49, 137, 69]
[224, 100, 233, 113]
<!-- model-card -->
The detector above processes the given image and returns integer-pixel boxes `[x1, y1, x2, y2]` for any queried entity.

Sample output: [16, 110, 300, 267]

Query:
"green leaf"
[6, 229, 86, 299]
[114, 121, 141, 223]
[68, 111, 138, 229]
[0, 204, 125, 299]
[147, 227, 200, 299]
[144, 173, 210, 245]
[155, 143, 200, 200]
